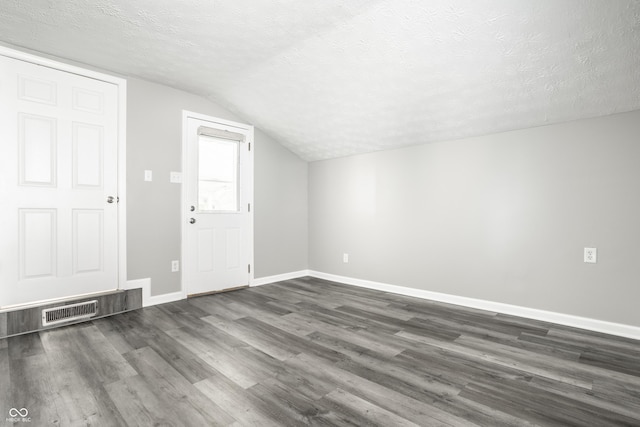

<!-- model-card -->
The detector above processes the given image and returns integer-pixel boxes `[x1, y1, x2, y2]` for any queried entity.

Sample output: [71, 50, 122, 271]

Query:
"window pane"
[198, 135, 239, 212]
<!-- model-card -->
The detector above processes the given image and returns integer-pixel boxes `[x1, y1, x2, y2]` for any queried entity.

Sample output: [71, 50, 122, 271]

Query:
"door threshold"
[188, 285, 249, 298]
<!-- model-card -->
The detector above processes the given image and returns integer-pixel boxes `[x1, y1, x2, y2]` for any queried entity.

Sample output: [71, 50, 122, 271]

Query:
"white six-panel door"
[184, 113, 253, 296]
[0, 54, 119, 307]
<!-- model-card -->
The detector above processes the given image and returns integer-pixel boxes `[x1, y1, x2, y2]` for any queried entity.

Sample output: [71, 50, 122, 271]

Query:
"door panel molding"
[0, 46, 127, 306]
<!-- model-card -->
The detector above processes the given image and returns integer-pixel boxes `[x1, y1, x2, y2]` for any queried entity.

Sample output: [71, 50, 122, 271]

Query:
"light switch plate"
[144, 170, 153, 182]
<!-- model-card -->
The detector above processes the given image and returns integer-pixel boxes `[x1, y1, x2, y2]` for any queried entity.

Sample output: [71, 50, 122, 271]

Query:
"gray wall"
[309, 110, 640, 327]
[254, 128, 308, 277]
[126, 78, 308, 295]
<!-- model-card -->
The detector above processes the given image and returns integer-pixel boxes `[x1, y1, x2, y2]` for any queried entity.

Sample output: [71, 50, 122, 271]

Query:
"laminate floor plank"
[305, 327, 404, 359]
[102, 313, 217, 384]
[186, 297, 249, 320]
[267, 356, 338, 402]
[7, 332, 44, 360]
[399, 297, 499, 317]
[166, 322, 248, 355]
[105, 374, 187, 427]
[545, 326, 640, 355]
[39, 325, 134, 386]
[315, 290, 394, 311]
[245, 382, 330, 426]
[144, 329, 219, 384]
[406, 313, 545, 343]
[529, 376, 640, 422]
[493, 312, 555, 331]
[154, 302, 212, 330]
[550, 322, 640, 345]
[199, 345, 288, 389]
[340, 306, 464, 341]
[7, 353, 62, 425]
[295, 301, 403, 335]
[194, 370, 282, 427]
[464, 333, 640, 389]
[408, 304, 549, 338]
[396, 329, 595, 389]
[263, 282, 343, 309]
[216, 291, 293, 317]
[460, 377, 640, 426]
[73, 324, 138, 382]
[236, 316, 348, 363]
[160, 298, 212, 318]
[201, 314, 300, 361]
[196, 293, 297, 326]
[331, 346, 464, 404]
[396, 345, 535, 391]
[336, 304, 429, 331]
[403, 315, 526, 345]
[93, 317, 137, 354]
[128, 305, 188, 332]
[123, 346, 236, 426]
[318, 388, 421, 427]
[103, 310, 165, 350]
[247, 285, 306, 305]
[300, 280, 405, 309]
[448, 395, 540, 427]
[165, 326, 237, 356]
[300, 278, 400, 303]
[591, 378, 640, 419]
[483, 331, 582, 362]
[340, 300, 416, 322]
[1, 277, 639, 426]
[253, 310, 320, 337]
[579, 347, 640, 377]
[287, 352, 472, 427]
[39, 328, 128, 426]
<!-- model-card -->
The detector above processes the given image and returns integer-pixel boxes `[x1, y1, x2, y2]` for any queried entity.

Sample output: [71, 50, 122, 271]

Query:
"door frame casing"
[181, 110, 255, 298]
[0, 45, 128, 300]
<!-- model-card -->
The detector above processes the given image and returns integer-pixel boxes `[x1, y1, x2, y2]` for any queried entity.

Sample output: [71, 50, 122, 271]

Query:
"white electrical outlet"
[343, 253, 349, 263]
[584, 248, 597, 264]
[170, 171, 182, 183]
[171, 260, 180, 272]
[144, 170, 153, 181]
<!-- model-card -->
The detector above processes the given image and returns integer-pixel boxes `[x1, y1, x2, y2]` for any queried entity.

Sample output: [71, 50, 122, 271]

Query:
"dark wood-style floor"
[1, 277, 640, 426]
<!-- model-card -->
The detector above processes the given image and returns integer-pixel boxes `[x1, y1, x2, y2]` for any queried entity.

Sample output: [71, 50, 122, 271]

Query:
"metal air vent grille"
[42, 300, 98, 326]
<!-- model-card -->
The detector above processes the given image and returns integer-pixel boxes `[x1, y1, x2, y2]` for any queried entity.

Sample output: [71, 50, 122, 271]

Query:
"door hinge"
[248, 142, 251, 151]
[248, 203, 251, 212]
[248, 264, 251, 274]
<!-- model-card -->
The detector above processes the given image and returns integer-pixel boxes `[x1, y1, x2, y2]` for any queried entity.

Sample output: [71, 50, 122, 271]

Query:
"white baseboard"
[307, 270, 640, 341]
[252, 270, 310, 287]
[125, 271, 640, 340]
[124, 278, 184, 307]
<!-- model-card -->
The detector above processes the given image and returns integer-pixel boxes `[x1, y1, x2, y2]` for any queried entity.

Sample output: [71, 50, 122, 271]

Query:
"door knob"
[189, 218, 196, 224]
[107, 196, 115, 203]
[190, 206, 195, 212]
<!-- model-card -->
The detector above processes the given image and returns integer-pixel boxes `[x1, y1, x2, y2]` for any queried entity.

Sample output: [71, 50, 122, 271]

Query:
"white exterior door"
[184, 113, 253, 296]
[0, 54, 120, 308]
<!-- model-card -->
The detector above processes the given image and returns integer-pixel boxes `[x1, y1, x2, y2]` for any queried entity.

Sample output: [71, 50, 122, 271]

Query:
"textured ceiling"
[1, 0, 639, 161]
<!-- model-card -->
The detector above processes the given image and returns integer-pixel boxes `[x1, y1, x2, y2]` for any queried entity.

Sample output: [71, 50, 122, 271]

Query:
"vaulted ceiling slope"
[1, 0, 639, 161]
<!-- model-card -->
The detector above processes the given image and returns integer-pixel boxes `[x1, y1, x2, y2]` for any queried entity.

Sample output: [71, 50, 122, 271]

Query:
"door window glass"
[198, 135, 239, 212]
